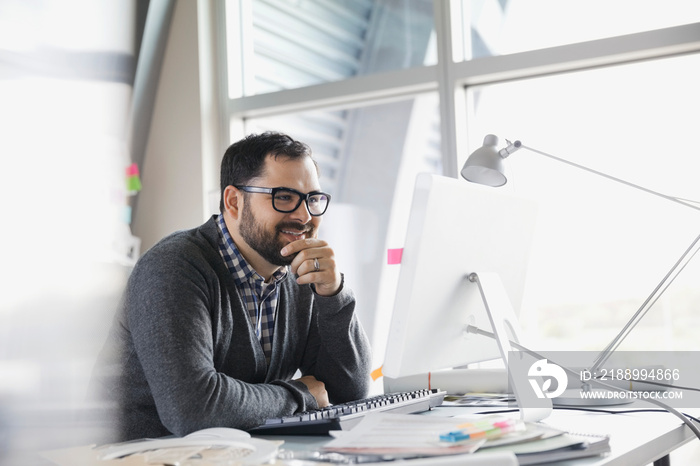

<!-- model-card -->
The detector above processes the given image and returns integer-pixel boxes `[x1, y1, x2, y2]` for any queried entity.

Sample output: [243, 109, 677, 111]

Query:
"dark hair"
[219, 131, 316, 212]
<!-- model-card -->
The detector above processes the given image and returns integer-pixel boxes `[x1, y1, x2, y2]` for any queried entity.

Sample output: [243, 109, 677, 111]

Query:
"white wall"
[132, 0, 206, 252]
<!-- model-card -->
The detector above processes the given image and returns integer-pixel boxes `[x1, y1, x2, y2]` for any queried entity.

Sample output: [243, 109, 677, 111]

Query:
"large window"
[220, 0, 700, 375]
[464, 53, 700, 351]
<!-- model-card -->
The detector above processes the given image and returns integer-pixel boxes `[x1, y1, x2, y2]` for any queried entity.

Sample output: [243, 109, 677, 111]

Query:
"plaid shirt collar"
[216, 214, 288, 286]
[217, 214, 285, 364]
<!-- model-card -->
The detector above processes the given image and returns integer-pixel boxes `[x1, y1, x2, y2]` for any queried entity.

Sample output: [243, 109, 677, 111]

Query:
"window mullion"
[453, 22, 700, 87]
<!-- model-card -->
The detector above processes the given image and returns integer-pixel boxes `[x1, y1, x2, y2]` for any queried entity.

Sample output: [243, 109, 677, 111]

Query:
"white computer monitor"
[382, 174, 549, 420]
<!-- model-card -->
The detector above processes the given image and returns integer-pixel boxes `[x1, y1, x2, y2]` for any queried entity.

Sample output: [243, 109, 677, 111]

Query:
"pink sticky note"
[387, 248, 403, 265]
[126, 163, 140, 176]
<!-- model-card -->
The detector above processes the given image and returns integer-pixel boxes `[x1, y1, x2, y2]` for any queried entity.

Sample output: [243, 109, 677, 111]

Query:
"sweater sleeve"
[300, 277, 372, 403]
[123, 236, 314, 436]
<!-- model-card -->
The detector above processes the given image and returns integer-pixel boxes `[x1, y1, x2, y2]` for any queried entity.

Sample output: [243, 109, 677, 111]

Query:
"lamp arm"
[514, 143, 700, 212]
[502, 140, 700, 372]
[590, 230, 700, 372]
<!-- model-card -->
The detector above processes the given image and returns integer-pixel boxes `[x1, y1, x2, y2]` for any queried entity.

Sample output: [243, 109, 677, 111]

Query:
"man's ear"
[222, 185, 242, 220]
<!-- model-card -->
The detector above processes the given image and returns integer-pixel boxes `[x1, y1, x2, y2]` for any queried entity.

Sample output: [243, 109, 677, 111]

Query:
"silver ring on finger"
[313, 257, 320, 272]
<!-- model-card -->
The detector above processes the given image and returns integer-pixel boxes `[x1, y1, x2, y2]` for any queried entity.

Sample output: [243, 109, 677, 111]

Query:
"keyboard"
[248, 388, 446, 435]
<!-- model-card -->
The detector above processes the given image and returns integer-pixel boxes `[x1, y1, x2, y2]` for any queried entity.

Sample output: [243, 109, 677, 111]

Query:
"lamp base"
[553, 388, 633, 407]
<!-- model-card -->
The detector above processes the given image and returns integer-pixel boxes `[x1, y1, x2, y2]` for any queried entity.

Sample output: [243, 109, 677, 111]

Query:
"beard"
[239, 202, 315, 267]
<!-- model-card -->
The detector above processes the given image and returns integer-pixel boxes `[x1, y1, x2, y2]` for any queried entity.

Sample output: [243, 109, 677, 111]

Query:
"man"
[95, 132, 371, 441]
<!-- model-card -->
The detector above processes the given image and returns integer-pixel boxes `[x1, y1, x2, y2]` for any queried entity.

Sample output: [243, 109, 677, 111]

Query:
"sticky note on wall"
[387, 248, 403, 265]
[127, 175, 142, 192]
[126, 163, 140, 176]
[126, 163, 142, 193]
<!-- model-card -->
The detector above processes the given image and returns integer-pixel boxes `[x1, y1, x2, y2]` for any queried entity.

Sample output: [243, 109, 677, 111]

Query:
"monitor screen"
[382, 173, 538, 380]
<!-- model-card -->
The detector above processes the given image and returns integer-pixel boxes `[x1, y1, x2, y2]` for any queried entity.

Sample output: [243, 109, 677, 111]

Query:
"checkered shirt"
[216, 214, 287, 364]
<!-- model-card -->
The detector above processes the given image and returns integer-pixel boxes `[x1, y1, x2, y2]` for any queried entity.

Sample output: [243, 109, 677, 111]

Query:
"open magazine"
[50, 428, 283, 465]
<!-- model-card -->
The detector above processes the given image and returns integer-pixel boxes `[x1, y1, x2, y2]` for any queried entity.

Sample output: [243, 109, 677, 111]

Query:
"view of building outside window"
[226, 0, 436, 97]
[245, 93, 441, 370]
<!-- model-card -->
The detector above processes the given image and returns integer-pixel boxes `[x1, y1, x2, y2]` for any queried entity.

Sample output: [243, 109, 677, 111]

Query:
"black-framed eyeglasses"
[236, 186, 331, 216]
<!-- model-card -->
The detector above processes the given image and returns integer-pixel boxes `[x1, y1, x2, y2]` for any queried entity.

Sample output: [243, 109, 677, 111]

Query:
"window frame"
[201, 1, 700, 356]
[212, 2, 700, 182]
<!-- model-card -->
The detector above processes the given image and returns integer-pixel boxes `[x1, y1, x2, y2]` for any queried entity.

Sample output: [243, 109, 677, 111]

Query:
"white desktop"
[381, 173, 551, 421]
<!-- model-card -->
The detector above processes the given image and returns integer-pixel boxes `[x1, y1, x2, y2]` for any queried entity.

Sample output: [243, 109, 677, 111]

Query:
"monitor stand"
[468, 272, 552, 423]
[470, 273, 632, 409]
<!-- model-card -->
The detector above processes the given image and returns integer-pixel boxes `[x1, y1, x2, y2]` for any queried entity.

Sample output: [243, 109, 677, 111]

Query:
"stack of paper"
[323, 412, 610, 463]
[323, 414, 487, 459]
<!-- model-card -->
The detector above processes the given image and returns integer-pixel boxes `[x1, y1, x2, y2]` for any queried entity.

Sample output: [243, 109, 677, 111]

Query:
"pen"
[439, 418, 519, 443]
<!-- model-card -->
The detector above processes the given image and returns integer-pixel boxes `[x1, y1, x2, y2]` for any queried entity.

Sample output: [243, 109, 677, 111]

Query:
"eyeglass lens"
[273, 189, 329, 215]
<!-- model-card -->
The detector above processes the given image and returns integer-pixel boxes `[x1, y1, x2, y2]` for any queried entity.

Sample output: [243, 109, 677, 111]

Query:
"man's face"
[238, 155, 322, 267]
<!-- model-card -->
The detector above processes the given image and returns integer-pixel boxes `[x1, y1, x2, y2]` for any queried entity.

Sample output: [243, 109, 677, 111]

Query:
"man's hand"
[296, 375, 329, 408]
[280, 238, 342, 296]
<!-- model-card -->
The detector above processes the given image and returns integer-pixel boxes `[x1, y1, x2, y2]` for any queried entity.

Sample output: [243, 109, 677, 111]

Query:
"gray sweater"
[95, 216, 371, 441]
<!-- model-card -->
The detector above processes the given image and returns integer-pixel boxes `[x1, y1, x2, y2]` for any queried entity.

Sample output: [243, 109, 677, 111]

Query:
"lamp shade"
[461, 134, 507, 187]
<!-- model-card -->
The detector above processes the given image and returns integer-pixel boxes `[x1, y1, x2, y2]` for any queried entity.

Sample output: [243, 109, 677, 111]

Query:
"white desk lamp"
[461, 134, 700, 404]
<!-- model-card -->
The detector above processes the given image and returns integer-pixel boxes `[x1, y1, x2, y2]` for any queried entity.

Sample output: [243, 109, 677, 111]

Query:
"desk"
[530, 407, 695, 465]
[39, 406, 698, 465]
[261, 406, 698, 465]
